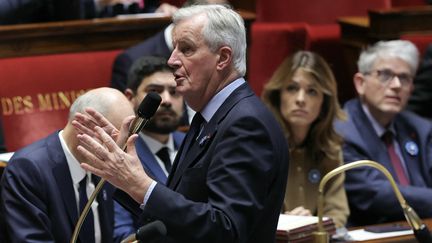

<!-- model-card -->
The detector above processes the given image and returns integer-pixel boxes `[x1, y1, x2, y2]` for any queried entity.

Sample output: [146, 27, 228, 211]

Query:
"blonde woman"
[262, 51, 349, 228]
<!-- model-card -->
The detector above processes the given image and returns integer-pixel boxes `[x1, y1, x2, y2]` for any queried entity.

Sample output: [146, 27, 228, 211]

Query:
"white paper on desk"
[348, 228, 413, 241]
[277, 214, 329, 231]
[0, 152, 14, 162]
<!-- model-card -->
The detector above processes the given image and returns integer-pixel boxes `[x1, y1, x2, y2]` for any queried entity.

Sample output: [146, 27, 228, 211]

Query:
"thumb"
[126, 134, 139, 157]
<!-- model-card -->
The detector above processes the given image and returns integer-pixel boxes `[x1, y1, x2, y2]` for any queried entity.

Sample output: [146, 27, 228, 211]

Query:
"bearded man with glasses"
[335, 40, 432, 227]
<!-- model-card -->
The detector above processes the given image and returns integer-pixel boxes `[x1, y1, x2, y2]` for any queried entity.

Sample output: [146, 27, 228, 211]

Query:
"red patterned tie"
[382, 131, 410, 186]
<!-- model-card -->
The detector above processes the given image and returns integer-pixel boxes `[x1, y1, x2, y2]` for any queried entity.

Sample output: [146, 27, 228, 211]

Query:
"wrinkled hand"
[78, 126, 153, 203]
[72, 107, 135, 148]
[155, 3, 178, 16]
[284, 206, 312, 216]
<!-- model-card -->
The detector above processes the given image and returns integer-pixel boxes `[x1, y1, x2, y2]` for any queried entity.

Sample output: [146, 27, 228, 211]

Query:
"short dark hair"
[127, 56, 173, 92]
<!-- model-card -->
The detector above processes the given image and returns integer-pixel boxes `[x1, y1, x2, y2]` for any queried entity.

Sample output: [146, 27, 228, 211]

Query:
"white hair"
[173, 4, 247, 76]
[357, 40, 419, 75]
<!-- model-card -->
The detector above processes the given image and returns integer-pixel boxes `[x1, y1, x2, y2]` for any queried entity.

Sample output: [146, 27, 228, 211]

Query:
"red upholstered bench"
[249, 0, 429, 102]
[0, 50, 121, 151]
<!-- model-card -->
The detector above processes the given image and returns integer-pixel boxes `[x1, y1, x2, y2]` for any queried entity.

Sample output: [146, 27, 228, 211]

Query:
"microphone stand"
[312, 160, 432, 243]
[70, 118, 149, 243]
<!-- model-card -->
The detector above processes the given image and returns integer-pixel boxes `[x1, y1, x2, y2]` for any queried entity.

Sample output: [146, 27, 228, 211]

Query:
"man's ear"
[124, 89, 134, 101]
[353, 72, 366, 96]
[216, 46, 233, 71]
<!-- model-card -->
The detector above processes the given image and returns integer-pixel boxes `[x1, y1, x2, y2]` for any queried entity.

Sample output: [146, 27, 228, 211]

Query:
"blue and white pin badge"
[405, 141, 419, 156]
[308, 169, 321, 184]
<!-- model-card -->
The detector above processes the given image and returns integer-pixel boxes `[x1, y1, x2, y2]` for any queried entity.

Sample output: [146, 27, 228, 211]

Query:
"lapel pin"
[308, 169, 321, 184]
[405, 141, 418, 156]
[103, 189, 107, 201]
[199, 134, 212, 147]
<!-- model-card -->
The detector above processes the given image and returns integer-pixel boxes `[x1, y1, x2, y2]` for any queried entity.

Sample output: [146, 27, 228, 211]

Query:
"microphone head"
[137, 92, 162, 119]
[136, 220, 167, 241]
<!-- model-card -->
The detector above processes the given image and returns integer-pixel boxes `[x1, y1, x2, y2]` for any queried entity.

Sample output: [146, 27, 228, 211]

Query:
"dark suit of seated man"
[406, 43, 432, 119]
[0, 87, 135, 243]
[335, 40, 432, 226]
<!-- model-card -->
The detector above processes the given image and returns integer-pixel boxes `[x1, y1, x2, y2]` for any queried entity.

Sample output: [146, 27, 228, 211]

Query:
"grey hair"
[357, 40, 419, 75]
[172, 4, 247, 76]
[68, 89, 112, 122]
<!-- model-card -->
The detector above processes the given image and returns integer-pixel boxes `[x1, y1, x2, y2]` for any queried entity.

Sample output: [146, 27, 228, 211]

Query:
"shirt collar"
[200, 78, 245, 122]
[139, 132, 175, 154]
[361, 103, 396, 137]
[58, 130, 87, 185]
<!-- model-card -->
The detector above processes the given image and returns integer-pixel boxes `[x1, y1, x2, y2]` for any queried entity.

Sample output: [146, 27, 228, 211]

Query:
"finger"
[289, 206, 304, 215]
[75, 111, 98, 128]
[298, 210, 311, 216]
[81, 162, 106, 178]
[116, 115, 136, 147]
[95, 126, 121, 153]
[77, 144, 106, 170]
[126, 134, 139, 157]
[71, 120, 96, 137]
[77, 133, 110, 162]
[85, 108, 114, 130]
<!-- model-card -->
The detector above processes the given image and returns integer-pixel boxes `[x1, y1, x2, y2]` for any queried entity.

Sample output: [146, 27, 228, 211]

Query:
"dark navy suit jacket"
[113, 131, 185, 242]
[110, 30, 171, 92]
[0, 132, 114, 243]
[335, 98, 432, 226]
[115, 82, 289, 243]
[407, 44, 432, 119]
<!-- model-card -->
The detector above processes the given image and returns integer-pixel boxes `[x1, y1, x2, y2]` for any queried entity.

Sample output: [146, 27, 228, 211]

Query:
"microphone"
[128, 92, 162, 136]
[70, 92, 162, 243]
[120, 220, 167, 243]
[312, 160, 432, 243]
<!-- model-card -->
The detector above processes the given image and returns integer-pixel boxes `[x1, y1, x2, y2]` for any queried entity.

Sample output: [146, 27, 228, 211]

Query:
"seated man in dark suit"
[406, 43, 432, 119]
[0, 87, 135, 243]
[110, 0, 228, 92]
[114, 56, 185, 242]
[335, 40, 432, 226]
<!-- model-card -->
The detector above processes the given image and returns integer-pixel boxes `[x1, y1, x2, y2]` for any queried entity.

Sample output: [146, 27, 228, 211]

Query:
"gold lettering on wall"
[2, 89, 89, 116]
[1, 96, 33, 115]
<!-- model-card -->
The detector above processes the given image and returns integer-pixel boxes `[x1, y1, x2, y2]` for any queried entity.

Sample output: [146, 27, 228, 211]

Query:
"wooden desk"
[0, 10, 256, 59]
[338, 6, 432, 84]
[346, 218, 432, 243]
[339, 6, 432, 45]
[0, 14, 171, 58]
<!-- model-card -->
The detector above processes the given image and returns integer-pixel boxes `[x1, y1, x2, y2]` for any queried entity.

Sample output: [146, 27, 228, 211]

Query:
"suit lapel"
[135, 137, 167, 184]
[350, 100, 392, 166]
[49, 134, 78, 228]
[168, 83, 253, 189]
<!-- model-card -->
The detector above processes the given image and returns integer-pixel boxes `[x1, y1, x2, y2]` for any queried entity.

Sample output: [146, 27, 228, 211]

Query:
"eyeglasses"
[364, 69, 413, 87]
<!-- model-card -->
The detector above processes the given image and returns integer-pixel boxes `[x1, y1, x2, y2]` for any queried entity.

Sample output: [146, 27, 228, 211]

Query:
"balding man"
[0, 88, 135, 243]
